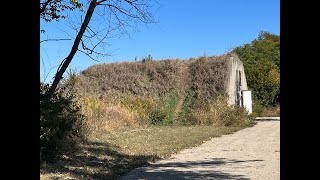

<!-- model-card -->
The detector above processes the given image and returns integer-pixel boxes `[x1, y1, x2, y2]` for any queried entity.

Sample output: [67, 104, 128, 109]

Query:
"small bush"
[188, 95, 228, 125]
[219, 105, 253, 127]
[149, 109, 167, 125]
[161, 92, 180, 125]
[40, 82, 86, 162]
[252, 101, 280, 117]
[261, 105, 280, 117]
[176, 90, 194, 125]
[148, 92, 179, 125]
[259, 104, 280, 117]
[252, 101, 265, 117]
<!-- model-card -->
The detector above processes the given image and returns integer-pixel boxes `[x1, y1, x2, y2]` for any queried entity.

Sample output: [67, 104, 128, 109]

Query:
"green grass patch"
[40, 125, 247, 179]
[149, 92, 180, 125]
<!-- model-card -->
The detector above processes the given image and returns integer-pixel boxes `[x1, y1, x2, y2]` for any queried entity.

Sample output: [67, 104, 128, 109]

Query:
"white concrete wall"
[242, 90, 252, 114]
[226, 56, 248, 105]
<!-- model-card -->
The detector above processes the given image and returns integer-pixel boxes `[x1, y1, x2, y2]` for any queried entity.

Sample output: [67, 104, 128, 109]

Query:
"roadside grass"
[252, 103, 280, 117]
[40, 125, 245, 179]
[260, 105, 280, 117]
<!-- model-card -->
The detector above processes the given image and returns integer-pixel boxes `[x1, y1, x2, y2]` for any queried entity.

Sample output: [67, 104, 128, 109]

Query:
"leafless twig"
[40, 38, 72, 43]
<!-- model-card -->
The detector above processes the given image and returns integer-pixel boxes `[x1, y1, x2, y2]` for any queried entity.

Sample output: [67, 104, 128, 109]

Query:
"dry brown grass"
[72, 55, 229, 100]
[189, 56, 229, 104]
[188, 95, 229, 125]
[74, 59, 187, 97]
[186, 95, 254, 127]
[66, 53, 247, 132]
[77, 95, 152, 132]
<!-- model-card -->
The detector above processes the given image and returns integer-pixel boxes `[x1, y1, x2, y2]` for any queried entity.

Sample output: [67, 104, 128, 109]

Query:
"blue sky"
[40, 0, 280, 83]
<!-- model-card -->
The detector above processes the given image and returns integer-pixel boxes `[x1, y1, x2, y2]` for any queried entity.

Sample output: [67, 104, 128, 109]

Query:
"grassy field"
[40, 125, 248, 179]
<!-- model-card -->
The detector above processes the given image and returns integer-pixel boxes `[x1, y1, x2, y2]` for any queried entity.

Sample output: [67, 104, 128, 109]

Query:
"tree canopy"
[234, 31, 280, 107]
[40, 0, 83, 22]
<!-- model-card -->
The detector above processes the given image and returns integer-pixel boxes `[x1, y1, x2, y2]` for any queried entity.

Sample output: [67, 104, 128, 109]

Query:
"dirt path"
[120, 120, 280, 180]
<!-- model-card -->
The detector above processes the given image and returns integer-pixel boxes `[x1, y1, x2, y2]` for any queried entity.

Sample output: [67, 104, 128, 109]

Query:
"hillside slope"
[67, 53, 249, 131]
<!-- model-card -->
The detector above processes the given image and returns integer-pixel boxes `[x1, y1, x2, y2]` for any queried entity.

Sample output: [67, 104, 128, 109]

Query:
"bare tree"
[40, 0, 157, 101]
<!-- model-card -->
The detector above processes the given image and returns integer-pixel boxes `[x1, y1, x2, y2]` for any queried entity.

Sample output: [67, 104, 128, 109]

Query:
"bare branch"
[108, 5, 129, 35]
[84, 26, 99, 38]
[56, 25, 75, 39]
[80, 38, 110, 57]
[99, 3, 139, 19]
[40, 38, 72, 43]
[124, 0, 155, 23]
[96, 0, 108, 4]
[91, 30, 111, 52]
[78, 50, 100, 62]
[65, 13, 81, 32]
[43, 0, 158, 101]
[45, 65, 60, 82]
[40, 56, 47, 82]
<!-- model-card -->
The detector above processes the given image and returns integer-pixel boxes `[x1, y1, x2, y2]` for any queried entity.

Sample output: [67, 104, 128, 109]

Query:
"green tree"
[234, 31, 280, 107]
[40, 82, 85, 161]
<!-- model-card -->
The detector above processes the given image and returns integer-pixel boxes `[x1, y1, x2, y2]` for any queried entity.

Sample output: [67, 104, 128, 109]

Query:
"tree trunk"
[44, 0, 97, 101]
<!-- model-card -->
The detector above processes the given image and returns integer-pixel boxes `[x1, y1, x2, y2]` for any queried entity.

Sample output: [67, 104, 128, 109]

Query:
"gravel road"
[120, 120, 280, 180]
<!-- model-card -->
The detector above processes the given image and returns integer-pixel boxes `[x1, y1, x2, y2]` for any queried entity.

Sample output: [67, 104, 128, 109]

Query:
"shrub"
[188, 95, 228, 125]
[40, 82, 86, 162]
[176, 90, 195, 125]
[251, 101, 280, 117]
[161, 92, 180, 125]
[261, 105, 280, 117]
[148, 92, 179, 126]
[149, 109, 167, 125]
[219, 105, 254, 127]
[252, 101, 265, 117]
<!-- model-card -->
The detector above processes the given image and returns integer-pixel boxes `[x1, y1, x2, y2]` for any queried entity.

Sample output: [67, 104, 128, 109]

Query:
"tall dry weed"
[77, 96, 140, 132]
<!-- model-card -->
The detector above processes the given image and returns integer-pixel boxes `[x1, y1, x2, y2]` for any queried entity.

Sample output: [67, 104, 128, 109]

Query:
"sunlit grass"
[40, 125, 246, 179]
